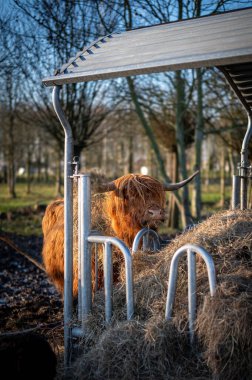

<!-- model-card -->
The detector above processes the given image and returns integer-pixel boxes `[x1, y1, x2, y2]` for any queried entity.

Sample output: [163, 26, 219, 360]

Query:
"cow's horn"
[163, 170, 199, 191]
[96, 182, 117, 193]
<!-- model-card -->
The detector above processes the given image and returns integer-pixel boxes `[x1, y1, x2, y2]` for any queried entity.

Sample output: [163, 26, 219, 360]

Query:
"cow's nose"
[148, 208, 165, 218]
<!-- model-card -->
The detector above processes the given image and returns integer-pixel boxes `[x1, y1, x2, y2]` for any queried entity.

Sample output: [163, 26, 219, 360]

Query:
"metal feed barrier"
[132, 228, 161, 253]
[72, 174, 134, 331]
[165, 244, 216, 344]
[132, 227, 169, 253]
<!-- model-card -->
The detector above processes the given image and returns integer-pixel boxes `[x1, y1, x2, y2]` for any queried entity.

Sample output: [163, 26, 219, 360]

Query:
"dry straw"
[69, 209, 252, 379]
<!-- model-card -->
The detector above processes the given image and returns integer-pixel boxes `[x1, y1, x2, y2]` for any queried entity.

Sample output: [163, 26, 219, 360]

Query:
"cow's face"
[100, 171, 199, 246]
[140, 202, 166, 228]
[104, 174, 166, 241]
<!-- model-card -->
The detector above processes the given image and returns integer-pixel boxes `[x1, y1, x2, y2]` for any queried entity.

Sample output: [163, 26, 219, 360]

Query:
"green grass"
[0, 182, 59, 236]
[0, 182, 58, 212]
[201, 184, 231, 213]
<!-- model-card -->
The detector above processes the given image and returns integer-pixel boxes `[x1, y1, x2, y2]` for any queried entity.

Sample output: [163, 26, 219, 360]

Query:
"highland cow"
[42, 171, 198, 297]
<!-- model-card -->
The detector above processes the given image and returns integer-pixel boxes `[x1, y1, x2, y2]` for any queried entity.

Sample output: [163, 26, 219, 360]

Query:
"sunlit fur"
[42, 174, 166, 297]
[42, 199, 71, 296]
[104, 174, 166, 247]
[42, 196, 107, 298]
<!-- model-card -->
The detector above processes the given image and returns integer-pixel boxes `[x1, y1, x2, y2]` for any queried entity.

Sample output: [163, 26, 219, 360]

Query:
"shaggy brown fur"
[104, 174, 166, 247]
[42, 199, 66, 296]
[42, 173, 166, 298]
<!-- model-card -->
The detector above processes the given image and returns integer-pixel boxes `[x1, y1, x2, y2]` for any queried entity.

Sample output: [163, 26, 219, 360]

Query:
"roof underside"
[42, 8, 252, 114]
[218, 62, 252, 114]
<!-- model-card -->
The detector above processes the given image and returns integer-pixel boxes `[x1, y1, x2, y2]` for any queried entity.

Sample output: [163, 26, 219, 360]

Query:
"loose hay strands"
[72, 209, 252, 379]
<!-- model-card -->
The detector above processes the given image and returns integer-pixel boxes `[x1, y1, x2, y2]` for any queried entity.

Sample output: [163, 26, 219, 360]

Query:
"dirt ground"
[0, 231, 64, 358]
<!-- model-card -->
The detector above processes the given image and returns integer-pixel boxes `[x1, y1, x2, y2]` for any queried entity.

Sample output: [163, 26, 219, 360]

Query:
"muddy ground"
[0, 231, 64, 358]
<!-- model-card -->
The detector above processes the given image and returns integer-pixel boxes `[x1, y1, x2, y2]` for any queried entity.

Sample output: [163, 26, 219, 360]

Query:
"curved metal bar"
[240, 113, 252, 209]
[88, 235, 134, 320]
[52, 86, 73, 367]
[132, 228, 161, 253]
[104, 242, 113, 322]
[187, 248, 196, 344]
[165, 244, 216, 343]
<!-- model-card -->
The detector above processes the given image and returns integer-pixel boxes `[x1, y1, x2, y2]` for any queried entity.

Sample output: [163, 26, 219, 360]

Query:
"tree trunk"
[175, 70, 192, 226]
[7, 155, 16, 199]
[127, 76, 168, 181]
[220, 148, 226, 208]
[44, 152, 49, 183]
[192, 68, 204, 219]
[167, 150, 179, 229]
[128, 135, 134, 173]
[36, 142, 42, 182]
[126, 76, 184, 221]
[26, 151, 32, 195]
[6, 73, 16, 199]
[55, 150, 63, 196]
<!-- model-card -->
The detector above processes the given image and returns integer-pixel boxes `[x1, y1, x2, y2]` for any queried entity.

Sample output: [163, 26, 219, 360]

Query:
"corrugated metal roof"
[42, 8, 252, 87]
[218, 62, 252, 115]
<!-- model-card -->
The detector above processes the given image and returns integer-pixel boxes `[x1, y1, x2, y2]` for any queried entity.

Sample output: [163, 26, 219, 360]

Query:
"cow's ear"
[163, 170, 199, 191]
[95, 182, 117, 193]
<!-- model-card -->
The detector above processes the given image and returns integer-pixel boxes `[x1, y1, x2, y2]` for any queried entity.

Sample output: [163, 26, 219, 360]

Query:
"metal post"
[165, 244, 216, 343]
[232, 175, 241, 209]
[187, 249, 196, 344]
[78, 176, 82, 321]
[142, 234, 148, 251]
[104, 242, 113, 322]
[72, 235, 134, 338]
[88, 235, 134, 320]
[240, 113, 252, 209]
[52, 86, 73, 368]
[132, 228, 161, 253]
[79, 174, 92, 326]
[94, 243, 98, 292]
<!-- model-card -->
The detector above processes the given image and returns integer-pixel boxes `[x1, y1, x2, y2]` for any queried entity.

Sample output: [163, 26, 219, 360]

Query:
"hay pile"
[71, 209, 252, 380]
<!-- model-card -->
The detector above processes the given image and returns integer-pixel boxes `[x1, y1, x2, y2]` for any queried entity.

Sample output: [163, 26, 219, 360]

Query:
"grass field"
[0, 181, 232, 236]
[0, 182, 59, 236]
[0, 182, 58, 212]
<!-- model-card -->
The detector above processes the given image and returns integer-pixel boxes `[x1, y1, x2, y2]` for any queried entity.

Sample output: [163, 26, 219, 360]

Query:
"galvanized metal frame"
[240, 113, 252, 209]
[165, 244, 216, 344]
[52, 86, 73, 367]
[52, 88, 134, 367]
[87, 235, 134, 321]
[132, 227, 161, 253]
[230, 112, 252, 209]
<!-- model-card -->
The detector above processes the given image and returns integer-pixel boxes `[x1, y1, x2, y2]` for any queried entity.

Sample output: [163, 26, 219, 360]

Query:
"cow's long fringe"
[104, 174, 166, 246]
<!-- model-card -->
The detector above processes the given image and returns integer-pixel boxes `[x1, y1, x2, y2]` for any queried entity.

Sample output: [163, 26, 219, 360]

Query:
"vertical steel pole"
[165, 244, 216, 343]
[187, 249, 196, 344]
[78, 177, 82, 320]
[240, 113, 252, 209]
[95, 244, 99, 292]
[232, 175, 241, 210]
[165, 253, 180, 320]
[104, 242, 113, 322]
[79, 174, 92, 327]
[143, 234, 148, 251]
[52, 86, 73, 368]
